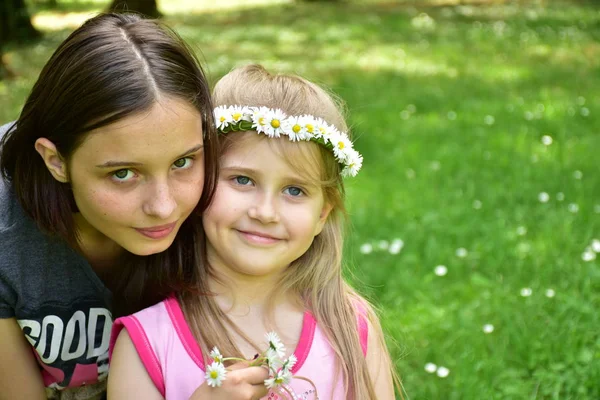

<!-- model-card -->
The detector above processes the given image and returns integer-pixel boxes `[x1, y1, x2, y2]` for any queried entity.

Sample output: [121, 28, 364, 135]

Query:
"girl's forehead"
[224, 132, 324, 178]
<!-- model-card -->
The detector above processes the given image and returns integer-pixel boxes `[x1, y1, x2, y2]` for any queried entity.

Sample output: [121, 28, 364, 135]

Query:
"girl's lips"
[238, 230, 281, 245]
[135, 222, 177, 239]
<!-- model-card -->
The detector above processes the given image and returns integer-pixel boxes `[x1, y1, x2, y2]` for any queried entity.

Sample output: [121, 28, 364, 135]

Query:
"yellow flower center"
[319, 127, 327, 135]
[258, 117, 266, 126]
[292, 124, 302, 133]
[220, 116, 226, 122]
[338, 141, 345, 150]
[232, 112, 242, 121]
[210, 371, 218, 379]
[306, 124, 314, 133]
[271, 119, 281, 129]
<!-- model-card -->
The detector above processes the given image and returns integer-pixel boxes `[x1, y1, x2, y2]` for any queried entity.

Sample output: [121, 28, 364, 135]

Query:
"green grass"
[2, 1, 599, 398]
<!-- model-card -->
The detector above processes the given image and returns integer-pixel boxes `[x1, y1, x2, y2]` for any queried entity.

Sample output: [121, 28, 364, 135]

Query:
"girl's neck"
[73, 213, 124, 274]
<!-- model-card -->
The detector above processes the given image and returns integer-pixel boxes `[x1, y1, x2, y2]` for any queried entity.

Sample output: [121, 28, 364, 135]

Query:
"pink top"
[109, 297, 368, 400]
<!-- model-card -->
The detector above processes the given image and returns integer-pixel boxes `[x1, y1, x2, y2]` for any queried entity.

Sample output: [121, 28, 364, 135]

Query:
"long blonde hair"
[180, 64, 399, 399]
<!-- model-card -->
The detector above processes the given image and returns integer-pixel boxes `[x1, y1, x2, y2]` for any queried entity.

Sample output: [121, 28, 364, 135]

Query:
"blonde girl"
[108, 64, 399, 400]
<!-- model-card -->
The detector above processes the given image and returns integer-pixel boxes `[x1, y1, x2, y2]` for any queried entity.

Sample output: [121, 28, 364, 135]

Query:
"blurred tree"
[109, 0, 161, 18]
[0, 0, 40, 80]
[0, 0, 41, 42]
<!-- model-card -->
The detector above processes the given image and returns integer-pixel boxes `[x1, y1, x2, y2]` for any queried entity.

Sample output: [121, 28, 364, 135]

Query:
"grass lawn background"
[1, 0, 599, 398]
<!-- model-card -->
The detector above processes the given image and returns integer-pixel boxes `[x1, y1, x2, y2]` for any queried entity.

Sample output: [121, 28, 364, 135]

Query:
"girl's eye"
[112, 169, 135, 182]
[284, 186, 305, 197]
[234, 176, 252, 185]
[173, 157, 193, 169]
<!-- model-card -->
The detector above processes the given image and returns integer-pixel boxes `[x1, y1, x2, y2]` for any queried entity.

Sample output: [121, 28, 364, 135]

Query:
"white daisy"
[389, 239, 404, 255]
[520, 287, 532, 297]
[591, 239, 600, 253]
[264, 108, 287, 138]
[264, 370, 292, 389]
[265, 332, 286, 359]
[331, 133, 353, 163]
[424, 363, 437, 373]
[545, 289, 555, 298]
[230, 105, 251, 123]
[250, 106, 271, 134]
[209, 347, 223, 364]
[283, 115, 308, 141]
[360, 243, 373, 254]
[482, 324, 494, 334]
[314, 119, 333, 143]
[282, 354, 297, 373]
[434, 265, 448, 276]
[455, 248, 468, 258]
[205, 361, 227, 387]
[342, 148, 363, 177]
[538, 192, 550, 203]
[214, 106, 233, 130]
[436, 366, 450, 378]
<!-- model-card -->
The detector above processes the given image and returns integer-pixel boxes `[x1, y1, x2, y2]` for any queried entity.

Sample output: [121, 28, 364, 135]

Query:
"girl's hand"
[189, 361, 269, 400]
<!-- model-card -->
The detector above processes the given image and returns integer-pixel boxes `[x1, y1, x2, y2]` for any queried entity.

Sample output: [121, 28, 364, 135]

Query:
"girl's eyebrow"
[221, 166, 316, 187]
[95, 143, 204, 168]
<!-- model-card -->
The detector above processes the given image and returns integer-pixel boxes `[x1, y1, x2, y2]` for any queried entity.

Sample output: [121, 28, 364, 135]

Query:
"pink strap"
[110, 316, 166, 397]
[164, 296, 206, 371]
[291, 311, 316, 374]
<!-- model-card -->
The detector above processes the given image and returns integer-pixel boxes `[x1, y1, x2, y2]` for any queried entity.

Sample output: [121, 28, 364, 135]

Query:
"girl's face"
[67, 97, 205, 256]
[203, 133, 331, 279]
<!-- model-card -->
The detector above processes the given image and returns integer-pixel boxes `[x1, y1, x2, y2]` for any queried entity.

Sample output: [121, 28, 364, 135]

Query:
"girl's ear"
[313, 202, 333, 237]
[34, 138, 69, 183]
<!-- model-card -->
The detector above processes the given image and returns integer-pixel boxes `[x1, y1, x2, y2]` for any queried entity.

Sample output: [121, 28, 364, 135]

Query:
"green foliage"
[1, 1, 599, 398]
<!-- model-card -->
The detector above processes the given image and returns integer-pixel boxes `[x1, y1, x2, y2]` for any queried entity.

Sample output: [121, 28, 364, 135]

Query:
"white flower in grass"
[264, 108, 287, 138]
[250, 106, 271, 134]
[556, 192, 565, 202]
[484, 115, 495, 125]
[434, 265, 448, 276]
[482, 324, 494, 334]
[205, 362, 227, 387]
[436, 366, 450, 378]
[541, 135, 553, 145]
[424, 363, 437, 373]
[378, 240, 389, 250]
[456, 248, 468, 258]
[214, 106, 233, 130]
[591, 239, 600, 253]
[595, 204, 600, 214]
[582, 250, 596, 262]
[389, 239, 404, 255]
[266, 332, 286, 359]
[545, 289, 555, 298]
[538, 192, 550, 203]
[520, 287, 532, 297]
[230, 105, 251, 123]
[573, 170, 583, 180]
[568, 203, 579, 213]
[360, 243, 373, 254]
[209, 347, 223, 363]
[264, 370, 292, 389]
[472, 200, 482, 210]
[516, 226, 527, 236]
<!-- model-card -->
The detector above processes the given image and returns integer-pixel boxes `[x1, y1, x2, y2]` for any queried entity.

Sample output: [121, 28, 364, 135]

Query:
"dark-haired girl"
[0, 13, 219, 399]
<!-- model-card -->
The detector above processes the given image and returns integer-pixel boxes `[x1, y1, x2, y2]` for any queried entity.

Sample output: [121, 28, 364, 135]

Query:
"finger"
[248, 383, 269, 400]
[227, 360, 252, 371]
[234, 366, 269, 385]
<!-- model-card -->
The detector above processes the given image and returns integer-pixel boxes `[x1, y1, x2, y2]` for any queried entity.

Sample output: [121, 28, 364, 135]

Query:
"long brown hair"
[180, 65, 401, 399]
[0, 13, 218, 314]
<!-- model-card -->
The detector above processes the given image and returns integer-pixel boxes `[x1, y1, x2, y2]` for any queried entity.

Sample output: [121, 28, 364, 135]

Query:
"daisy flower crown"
[214, 105, 363, 177]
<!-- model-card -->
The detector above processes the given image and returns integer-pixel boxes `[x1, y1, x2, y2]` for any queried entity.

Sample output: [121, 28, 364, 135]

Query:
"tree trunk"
[108, 0, 161, 18]
[0, 0, 41, 43]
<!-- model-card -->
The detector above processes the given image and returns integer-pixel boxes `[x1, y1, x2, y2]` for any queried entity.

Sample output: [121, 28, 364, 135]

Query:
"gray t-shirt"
[0, 123, 112, 397]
